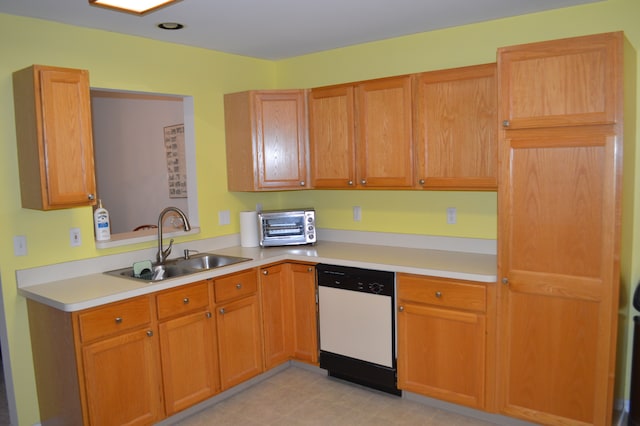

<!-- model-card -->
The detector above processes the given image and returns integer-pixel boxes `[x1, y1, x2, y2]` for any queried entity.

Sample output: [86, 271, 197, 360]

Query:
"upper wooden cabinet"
[224, 90, 308, 191]
[308, 75, 414, 189]
[12, 65, 97, 210]
[498, 32, 621, 129]
[356, 75, 414, 188]
[414, 64, 498, 190]
[308, 84, 356, 188]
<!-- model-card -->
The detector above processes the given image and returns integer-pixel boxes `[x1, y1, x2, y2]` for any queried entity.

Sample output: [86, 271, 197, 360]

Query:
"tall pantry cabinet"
[495, 32, 627, 426]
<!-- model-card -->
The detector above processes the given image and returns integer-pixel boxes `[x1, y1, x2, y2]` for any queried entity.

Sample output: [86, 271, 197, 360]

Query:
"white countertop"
[18, 238, 497, 312]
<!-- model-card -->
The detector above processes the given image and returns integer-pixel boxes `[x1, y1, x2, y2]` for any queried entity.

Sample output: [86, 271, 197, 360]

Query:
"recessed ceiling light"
[158, 22, 184, 30]
[89, 0, 181, 15]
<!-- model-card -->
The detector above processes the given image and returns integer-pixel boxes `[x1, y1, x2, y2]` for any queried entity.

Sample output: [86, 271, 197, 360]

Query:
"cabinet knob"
[502, 277, 509, 285]
[361, 179, 367, 185]
[236, 283, 242, 289]
[348, 180, 354, 186]
[398, 306, 404, 312]
[418, 179, 425, 185]
[262, 270, 268, 275]
[219, 308, 226, 315]
[88, 194, 95, 201]
[183, 297, 190, 304]
[435, 291, 442, 298]
[502, 120, 510, 128]
[300, 181, 306, 186]
[307, 267, 313, 272]
[206, 311, 212, 319]
[146, 330, 153, 337]
[115, 317, 123, 324]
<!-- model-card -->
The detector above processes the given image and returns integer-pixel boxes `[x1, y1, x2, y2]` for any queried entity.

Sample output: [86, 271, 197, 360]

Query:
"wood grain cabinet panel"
[498, 32, 621, 129]
[414, 63, 498, 190]
[397, 273, 486, 409]
[496, 31, 625, 426]
[12, 65, 96, 209]
[224, 90, 308, 191]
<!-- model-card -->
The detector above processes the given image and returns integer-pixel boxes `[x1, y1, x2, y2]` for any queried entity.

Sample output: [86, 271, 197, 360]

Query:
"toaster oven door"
[260, 214, 307, 246]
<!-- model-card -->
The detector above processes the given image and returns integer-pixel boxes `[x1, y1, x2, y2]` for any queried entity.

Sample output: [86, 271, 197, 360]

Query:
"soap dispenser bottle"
[94, 199, 111, 241]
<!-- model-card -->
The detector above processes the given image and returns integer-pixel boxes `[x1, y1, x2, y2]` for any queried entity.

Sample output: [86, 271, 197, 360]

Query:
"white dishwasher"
[317, 264, 400, 395]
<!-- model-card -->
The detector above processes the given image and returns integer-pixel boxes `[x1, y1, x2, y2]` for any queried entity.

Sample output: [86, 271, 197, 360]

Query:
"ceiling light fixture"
[89, 0, 181, 15]
[157, 22, 184, 30]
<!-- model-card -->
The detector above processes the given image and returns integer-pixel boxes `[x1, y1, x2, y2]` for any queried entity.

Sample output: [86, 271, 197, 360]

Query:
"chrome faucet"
[157, 207, 192, 264]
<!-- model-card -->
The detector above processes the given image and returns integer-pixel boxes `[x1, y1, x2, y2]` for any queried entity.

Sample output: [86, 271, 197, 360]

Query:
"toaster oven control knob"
[307, 217, 313, 223]
[308, 225, 314, 231]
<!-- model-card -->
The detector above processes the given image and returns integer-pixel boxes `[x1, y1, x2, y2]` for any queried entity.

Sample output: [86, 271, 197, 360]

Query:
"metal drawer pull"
[115, 317, 123, 324]
[262, 270, 268, 275]
[236, 283, 242, 289]
[435, 291, 442, 298]
[206, 312, 212, 318]
[398, 306, 404, 312]
[219, 308, 226, 315]
[307, 267, 313, 272]
[183, 297, 190, 304]
[146, 330, 153, 337]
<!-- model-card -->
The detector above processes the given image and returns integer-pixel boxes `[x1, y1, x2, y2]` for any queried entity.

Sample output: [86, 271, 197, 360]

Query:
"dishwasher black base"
[320, 351, 401, 396]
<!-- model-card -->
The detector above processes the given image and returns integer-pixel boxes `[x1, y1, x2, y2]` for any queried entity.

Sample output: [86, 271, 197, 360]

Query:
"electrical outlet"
[218, 210, 231, 225]
[353, 206, 362, 222]
[447, 207, 457, 224]
[13, 235, 27, 256]
[70, 228, 82, 247]
[256, 203, 263, 212]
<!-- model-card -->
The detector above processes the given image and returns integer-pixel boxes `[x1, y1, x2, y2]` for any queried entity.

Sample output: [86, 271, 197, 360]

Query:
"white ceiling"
[0, 0, 601, 60]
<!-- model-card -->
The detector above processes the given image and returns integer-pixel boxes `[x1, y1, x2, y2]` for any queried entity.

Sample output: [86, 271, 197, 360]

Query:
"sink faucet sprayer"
[157, 207, 192, 264]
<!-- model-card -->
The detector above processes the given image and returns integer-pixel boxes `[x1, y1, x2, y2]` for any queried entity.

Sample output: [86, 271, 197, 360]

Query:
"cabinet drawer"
[398, 274, 486, 312]
[214, 269, 257, 303]
[156, 281, 210, 320]
[77, 296, 152, 342]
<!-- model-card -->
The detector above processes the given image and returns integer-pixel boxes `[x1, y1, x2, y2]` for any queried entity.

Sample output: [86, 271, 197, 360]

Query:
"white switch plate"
[256, 203, 263, 212]
[13, 235, 27, 256]
[218, 210, 231, 225]
[70, 228, 82, 246]
[447, 207, 457, 224]
[353, 206, 362, 222]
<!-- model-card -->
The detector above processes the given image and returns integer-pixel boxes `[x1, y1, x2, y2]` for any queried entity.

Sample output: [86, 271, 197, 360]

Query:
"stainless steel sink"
[105, 253, 252, 283]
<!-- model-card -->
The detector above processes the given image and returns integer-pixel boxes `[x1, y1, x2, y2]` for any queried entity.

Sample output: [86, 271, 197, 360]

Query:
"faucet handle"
[162, 238, 174, 260]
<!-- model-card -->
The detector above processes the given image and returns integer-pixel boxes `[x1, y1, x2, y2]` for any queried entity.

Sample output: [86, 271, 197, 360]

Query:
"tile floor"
[174, 366, 500, 426]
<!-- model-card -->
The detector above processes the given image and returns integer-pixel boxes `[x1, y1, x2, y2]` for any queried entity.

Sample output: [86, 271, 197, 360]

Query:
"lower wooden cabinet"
[214, 269, 264, 390]
[260, 262, 318, 369]
[157, 281, 219, 415]
[82, 327, 165, 426]
[397, 273, 487, 409]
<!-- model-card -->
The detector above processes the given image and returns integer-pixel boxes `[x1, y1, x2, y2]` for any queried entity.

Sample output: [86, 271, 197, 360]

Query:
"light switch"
[13, 235, 27, 256]
[219, 210, 231, 225]
[353, 206, 362, 222]
[447, 207, 457, 224]
[70, 228, 82, 247]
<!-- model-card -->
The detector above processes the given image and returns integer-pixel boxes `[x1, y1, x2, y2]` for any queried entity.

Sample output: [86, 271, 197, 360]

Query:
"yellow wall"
[0, 0, 638, 423]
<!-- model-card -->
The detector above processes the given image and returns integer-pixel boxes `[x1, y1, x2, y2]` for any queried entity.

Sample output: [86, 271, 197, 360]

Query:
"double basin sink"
[106, 253, 252, 283]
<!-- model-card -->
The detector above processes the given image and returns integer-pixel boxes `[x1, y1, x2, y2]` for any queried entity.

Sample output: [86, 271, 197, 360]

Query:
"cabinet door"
[497, 127, 620, 425]
[13, 65, 96, 209]
[308, 85, 356, 188]
[216, 295, 263, 390]
[82, 328, 164, 426]
[290, 263, 318, 363]
[414, 64, 497, 190]
[260, 264, 293, 369]
[498, 32, 621, 129]
[356, 75, 414, 188]
[159, 310, 218, 415]
[398, 302, 486, 409]
[224, 90, 307, 191]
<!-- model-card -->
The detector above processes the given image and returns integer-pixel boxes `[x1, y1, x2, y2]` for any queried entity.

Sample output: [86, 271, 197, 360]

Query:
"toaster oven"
[258, 208, 316, 247]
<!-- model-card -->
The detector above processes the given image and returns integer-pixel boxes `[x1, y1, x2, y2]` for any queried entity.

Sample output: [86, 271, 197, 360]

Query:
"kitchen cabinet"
[224, 90, 308, 191]
[308, 75, 413, 188]
[261, 263, 293, 369]
[157, 281, 219, 415]
[78, 296, 165, 426]
[214, 269, 264, 390]
[12, 64, 97, 210]
[260, 263, 318, 369]
[308, 84, 356, 188]
[414, 63, 497, 190]
[397, 274, 486, 409]
[496, 32, 625, 426]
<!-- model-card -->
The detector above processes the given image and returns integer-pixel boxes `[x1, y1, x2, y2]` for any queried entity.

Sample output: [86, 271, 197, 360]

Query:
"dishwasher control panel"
[316, 264, 394, 296]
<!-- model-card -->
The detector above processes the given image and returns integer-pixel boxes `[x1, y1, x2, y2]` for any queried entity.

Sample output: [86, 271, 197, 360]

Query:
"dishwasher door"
[318, 285, 393, 367]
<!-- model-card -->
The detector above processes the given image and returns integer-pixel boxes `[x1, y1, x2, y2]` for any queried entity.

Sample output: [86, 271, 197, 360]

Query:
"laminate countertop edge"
[18, 240, 497, 312]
